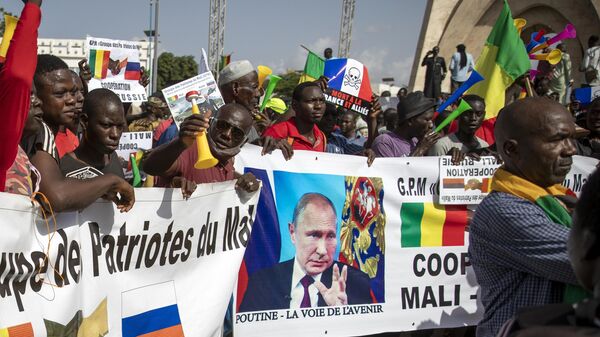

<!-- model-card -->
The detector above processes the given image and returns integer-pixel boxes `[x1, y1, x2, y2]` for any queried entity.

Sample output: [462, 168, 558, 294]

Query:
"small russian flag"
[124, 61, 141, 81]
[121, 281, 185, 337]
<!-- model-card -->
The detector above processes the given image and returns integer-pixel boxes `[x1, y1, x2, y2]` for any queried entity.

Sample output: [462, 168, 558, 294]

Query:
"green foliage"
[274, 70, 301, 102]
[156, 52, 199, 91]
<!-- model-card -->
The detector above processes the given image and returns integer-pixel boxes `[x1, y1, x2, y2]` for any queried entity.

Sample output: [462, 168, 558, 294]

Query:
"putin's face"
[289, 201, 337, 276]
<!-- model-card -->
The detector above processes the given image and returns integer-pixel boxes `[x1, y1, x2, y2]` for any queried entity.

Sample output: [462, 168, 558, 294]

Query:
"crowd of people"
[2, 1, 600, 337]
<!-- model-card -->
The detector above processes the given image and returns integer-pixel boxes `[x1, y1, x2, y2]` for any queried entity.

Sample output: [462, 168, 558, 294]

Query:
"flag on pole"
[219, 54, 231, 71]
[467, 0, 530, 144]
[299, 50, 325, 83]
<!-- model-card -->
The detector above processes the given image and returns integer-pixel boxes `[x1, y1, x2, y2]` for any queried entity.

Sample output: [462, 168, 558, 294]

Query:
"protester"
[371, 91, 441, 157]
[576, 97, 600, 159]
[218, 60, 266, 143]
[496, 167, 600, 336]
[421, 46, 447, 99]
[60, 89, 125, 179]
[324, 47, 333, 60]
[318, 103, 343, 154]
[128, 92, 169, 132]
[580, 35, 600, 87]
[1, 0, 41, 194]
[239, 192, 372, 312]
[262, 82, 327, 152]
[263, 97, 287, 123]
[548, 43, 572, 105]
[397, 87, 408, 100]
[142, 103, 260, 198]
[449, 44, 475, 93]
[469, 97, 584, 337]
[427, 94, 489, 156]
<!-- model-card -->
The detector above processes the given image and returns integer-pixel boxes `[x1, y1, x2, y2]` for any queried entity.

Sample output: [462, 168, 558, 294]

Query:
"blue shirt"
[468, 191, 579, 337]
[329, 130, 366, 155]
[449, 52, 475, 82]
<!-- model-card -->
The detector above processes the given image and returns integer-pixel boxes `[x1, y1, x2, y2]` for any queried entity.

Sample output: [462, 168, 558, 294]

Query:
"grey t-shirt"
[427, 133, 489, 156]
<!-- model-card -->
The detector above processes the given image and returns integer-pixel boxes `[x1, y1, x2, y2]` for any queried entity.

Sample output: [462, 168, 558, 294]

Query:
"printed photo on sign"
[162, 72, 225, 129]
[86, 36, 148, 103]
[237, 170, 385, 314]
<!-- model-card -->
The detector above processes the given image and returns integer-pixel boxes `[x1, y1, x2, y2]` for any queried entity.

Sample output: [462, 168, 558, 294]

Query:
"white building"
[1, 37, 152, 73]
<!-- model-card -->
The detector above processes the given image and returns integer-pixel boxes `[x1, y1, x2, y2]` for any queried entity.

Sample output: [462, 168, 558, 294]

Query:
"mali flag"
[299, 50, 325, 83]
[400, 203, 468, 247]
[219, 54, 231, 71]
[89, 49, 111, 79]
[467, 0, 530, 144]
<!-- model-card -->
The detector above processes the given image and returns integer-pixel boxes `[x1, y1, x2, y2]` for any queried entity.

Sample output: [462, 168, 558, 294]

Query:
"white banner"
[86, 36, 148, 103]
[233, 145, 598, 337]
[439, 156, 501, 205]
[0, 183, 260, 337]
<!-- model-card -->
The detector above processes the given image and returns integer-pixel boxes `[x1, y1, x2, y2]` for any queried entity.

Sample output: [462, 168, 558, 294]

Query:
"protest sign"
[0, 183, 260, 337]
[116, 131, 153, 178]
[86, 36, 147, 103]
[323, 58, 373, 115]
[439, 156, 501, 205]
[162, 72, 225, 129]
[233, 146, 598, 337]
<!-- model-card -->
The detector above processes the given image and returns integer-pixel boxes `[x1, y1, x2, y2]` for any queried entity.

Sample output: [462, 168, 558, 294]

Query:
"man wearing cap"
[371, 91, 441, 157]
[218, 60, 265, 143]
[128, 92, 170, 132]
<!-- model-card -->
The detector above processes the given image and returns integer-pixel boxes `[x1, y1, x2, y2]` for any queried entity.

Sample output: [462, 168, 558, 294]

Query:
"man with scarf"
[469, 97, 589, 337]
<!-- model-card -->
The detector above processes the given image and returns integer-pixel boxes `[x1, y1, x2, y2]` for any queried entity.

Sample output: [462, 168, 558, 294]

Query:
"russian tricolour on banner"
[324, 58, 373, 115]
[86, 36, 148, 103]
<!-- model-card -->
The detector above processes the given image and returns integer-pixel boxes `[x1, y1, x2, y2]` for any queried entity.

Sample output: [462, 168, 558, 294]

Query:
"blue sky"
[5, 0, 426, 86]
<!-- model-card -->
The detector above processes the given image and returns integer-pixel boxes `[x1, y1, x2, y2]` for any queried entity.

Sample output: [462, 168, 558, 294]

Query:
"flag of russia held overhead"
[124, 62, 141, 81]
[121, 281, 185, 337]
[324, 58, 372, 102]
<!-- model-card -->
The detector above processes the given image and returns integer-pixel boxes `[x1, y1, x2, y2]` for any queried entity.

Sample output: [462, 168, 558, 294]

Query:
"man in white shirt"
[239, 193, 372, 312]
[581, 35, 600, 87]
[449, 44, 475, 93]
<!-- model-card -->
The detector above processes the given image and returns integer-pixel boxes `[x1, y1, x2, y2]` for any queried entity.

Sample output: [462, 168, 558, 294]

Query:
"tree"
[156, 52, 199, 91]
[274, 70, 301, 102]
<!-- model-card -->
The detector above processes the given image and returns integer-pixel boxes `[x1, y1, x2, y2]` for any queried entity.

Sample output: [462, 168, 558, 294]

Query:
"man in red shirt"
[262, 82, 327, 152]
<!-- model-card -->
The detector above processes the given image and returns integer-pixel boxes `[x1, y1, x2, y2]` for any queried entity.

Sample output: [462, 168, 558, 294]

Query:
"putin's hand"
[314, 264, 348, 306]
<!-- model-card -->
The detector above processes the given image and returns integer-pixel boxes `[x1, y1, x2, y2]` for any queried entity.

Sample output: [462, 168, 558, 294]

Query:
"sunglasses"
[211, 118, 247, 144]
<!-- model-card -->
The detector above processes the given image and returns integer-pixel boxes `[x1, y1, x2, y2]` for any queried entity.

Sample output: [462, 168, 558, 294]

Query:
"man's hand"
[314, 264, 348, 306]
[412, 131, 442, 156]
[316, 76, 329, 92]
[170, 176, 197, 200]
[261, 136, 294, 160]
[178, 112, 211, 147]
[102, 178, 135, 213]
[360, 148, 376, 167]
[139, 66, 150, 88]
[235, 172, 260, 193]
[78, 59, 92, 83]
[446, 147, 465, 165]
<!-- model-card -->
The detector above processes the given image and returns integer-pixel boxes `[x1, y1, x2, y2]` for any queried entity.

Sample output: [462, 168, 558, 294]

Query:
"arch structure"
[409, 0, 600, 92]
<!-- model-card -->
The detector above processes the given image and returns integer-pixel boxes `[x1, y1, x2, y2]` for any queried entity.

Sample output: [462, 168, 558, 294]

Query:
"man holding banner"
[239, 193, 371, 312]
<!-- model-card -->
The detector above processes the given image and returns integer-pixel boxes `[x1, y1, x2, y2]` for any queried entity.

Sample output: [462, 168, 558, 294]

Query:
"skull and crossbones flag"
[323, 58, 373, 115]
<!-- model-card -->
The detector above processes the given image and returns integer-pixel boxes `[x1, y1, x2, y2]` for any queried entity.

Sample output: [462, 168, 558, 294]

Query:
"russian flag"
[324, 58, 372, 102]
[573, 86, 600, 105]
[121, 281, 185, 337]
[124, 61, 141, 80]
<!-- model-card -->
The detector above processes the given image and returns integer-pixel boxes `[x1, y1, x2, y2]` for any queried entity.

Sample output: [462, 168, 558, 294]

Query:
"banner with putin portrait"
[234, 145, 598, 337]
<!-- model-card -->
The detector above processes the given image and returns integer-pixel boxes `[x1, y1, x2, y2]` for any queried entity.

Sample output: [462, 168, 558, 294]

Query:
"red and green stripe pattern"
[89, 49, 111, 79]
[400, 203, 468, 247]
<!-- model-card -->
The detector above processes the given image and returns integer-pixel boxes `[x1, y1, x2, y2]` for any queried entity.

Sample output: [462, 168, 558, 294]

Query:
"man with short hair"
[427, 94, 489, 156]
[142, 103, 260, 198]
[239, 192, 372, 312]
[262, 82, 327, 152]
[371, 91, 441, 157]
[60, 88, 125, 179]
[324, 48, 333, 60]
[469, 97, 583, 337]
[421, 46, 447, 99]
[330, 110, 366, 154]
